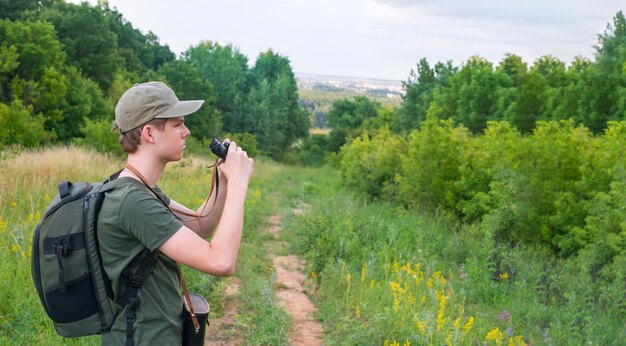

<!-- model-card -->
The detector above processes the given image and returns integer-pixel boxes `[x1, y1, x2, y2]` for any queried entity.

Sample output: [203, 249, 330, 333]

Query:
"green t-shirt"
[98, 178, 184, 345]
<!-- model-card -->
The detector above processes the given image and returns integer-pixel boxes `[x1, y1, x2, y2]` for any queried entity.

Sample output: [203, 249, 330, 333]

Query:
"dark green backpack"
[31, 175, 157, 340]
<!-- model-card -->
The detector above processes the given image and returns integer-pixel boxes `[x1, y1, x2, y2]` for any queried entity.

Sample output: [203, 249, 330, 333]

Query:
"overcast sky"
[70, 0, 624, 81]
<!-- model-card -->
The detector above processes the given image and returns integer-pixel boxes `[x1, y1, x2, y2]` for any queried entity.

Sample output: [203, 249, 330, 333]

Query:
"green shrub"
[223, 132, 259, 158]
[340, 127, 404, 200]
[397, 117, 470, 211]
[455, 121, 521, 222]
[284, 134, 329, 166]
[74, 117, 122, 154]
[0, 100, 53, 149]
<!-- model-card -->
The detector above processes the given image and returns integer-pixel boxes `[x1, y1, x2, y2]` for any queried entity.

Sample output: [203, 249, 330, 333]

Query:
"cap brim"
[156, 100, 205, 119]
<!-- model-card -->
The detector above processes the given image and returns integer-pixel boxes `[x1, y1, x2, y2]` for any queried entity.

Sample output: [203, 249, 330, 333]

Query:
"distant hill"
[296, 72, 404, 129]
[295, 72, 404, 98]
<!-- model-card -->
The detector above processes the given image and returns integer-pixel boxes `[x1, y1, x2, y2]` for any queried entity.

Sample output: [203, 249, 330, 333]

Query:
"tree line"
[0, 0, 309, 158]
[293, 11, 625, 163]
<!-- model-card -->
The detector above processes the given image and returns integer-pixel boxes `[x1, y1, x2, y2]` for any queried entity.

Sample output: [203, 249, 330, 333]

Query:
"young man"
[98, 81, 253, 345]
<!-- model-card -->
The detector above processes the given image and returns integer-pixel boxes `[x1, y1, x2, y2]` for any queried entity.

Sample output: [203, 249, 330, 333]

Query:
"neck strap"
[124, 161, 222, 221]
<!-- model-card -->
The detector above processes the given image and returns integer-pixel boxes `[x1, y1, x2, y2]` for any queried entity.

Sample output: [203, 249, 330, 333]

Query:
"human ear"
[141, 125, 156, 144]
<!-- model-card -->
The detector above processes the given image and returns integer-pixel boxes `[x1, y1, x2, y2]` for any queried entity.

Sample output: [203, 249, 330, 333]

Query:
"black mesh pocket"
[45, 274, 98, 323]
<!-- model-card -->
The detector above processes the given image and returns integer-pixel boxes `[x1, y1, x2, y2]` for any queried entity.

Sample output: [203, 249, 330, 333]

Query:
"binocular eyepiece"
[209, 139, 230, 161]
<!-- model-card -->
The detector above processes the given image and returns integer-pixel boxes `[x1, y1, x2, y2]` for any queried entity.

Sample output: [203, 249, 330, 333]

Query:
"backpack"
[31, 173, 158, 340]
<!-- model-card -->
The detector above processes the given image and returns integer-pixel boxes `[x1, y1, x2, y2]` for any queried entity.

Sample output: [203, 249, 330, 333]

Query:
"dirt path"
[205, 277, 243, 345]
[268, 213, 324, 346]
[204, 211, 322, 345]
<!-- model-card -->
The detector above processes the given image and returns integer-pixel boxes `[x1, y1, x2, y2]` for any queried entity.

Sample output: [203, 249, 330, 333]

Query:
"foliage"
[0, 100, 52, 148]
[245, 50, 310, 158]
[397, 116, 471, 211]
[326, 96, 383, 152]
[283, 133, 330, 166]
[299, 88, 401, 129]
[185, 43, 309, 159]
[339, 127, 404, 199]
[0, 2, 306, 158]
[159, 59, 223, 140]
[397, 12, 626, 134]
[223, 132, 259, 159]
[340, 118, 625, 270]
[74, 117, 122, 155]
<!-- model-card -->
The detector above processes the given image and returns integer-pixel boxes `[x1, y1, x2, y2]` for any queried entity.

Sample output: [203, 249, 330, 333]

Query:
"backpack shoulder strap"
[118, 250, 159, 346]
[99, 171, 162, 346]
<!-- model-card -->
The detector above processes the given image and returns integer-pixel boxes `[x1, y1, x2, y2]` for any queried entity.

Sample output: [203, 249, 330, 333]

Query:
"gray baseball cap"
[114, 81, 204, 133]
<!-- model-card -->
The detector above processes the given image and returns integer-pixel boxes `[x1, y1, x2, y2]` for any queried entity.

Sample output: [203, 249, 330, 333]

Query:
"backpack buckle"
[53, 236, 72, 257]
[129, 274, 144, 288]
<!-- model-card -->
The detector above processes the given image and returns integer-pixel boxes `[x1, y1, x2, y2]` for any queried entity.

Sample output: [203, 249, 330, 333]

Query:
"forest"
[0, 0, 309, 159]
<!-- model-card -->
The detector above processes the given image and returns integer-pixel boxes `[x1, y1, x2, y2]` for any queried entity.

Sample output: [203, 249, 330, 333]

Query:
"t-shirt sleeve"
[117, 186, 182, 251]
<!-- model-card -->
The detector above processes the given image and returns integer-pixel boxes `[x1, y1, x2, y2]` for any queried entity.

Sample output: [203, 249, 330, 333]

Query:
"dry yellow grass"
[0, 146, 124, 206]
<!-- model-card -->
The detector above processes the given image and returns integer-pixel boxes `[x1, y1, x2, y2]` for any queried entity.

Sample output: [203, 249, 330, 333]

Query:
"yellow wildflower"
[453, 318, 461, 330]
[0, 217, 7, 233]
[437, 308, 446, 331]
[508, 335, 525, 346]
[361, 265, 366, 285]
[407, 292, 416, 305]
[436, 290, 446, 331]
[393, 262, 401, 271]
[486, 327, 504, 345]
[403, 340, 410, 346]
[499, 273, 509, 280]
[416, 320, 426, 334]
[11, 201, 17, 208]
[346, 273, 351, 284]
[463, 317, 474, 333]
[12, 244, 20, 253]
[355, 305, 360, 318]
[389, 281, 402, 312]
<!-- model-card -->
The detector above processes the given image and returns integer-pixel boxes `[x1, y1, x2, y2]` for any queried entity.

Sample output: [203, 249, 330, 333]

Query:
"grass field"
[1, 146, 623, 345]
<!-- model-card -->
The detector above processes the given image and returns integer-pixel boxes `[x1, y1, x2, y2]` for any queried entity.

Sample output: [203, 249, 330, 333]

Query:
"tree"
[396, 58, 437, 131]
[497, 54, 527, 88]
[34, 2, 120, 92]
[454, 56, 503, 133]
[246, 50, 309, 157]
[0, 0, 55, 21]
[593, 11, 626, 126]
[159, 59, 222, 139]
[186, 41, 250, 132]
[326, 96, 382, 152]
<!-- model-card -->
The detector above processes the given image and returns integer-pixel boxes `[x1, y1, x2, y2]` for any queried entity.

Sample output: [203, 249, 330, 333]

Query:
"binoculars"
[209, 139, 230, 161]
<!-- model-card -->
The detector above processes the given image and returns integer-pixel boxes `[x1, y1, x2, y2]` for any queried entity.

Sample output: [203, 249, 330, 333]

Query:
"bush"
[283, 134, 329, 166]
[340, 127, 404, 200]
[397, 117, 471, 211]
[74, 117, 122, 154]
[0, 100, 53, 149]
